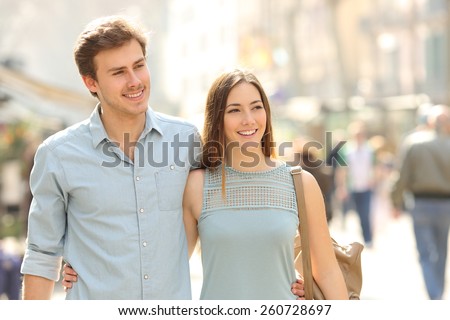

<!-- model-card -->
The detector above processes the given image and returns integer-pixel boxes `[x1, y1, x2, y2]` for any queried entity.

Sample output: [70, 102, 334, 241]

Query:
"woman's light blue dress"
[198, 163, 299, 299]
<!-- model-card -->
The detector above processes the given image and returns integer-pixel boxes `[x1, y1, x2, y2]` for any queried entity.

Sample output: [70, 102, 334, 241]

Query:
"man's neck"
[100, 109, 146, 161]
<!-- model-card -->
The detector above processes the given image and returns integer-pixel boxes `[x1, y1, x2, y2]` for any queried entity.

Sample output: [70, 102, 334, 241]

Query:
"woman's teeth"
[239, 130, 256, 136]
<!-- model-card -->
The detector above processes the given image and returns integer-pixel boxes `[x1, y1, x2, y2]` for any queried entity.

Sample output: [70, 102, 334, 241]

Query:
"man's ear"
[82, 75, 98, 94]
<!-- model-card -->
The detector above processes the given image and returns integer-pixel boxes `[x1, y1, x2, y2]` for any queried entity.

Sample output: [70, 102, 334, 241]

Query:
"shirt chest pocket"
[155, 169, 188, 211]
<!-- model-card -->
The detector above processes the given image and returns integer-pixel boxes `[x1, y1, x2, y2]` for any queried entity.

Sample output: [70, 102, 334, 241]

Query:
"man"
[336, 120, 375, 247]
[391, 104, 450, 300]
[20, 15, 201, 299]
[0, 243, 21, 300]
[21, 15, 304, 300]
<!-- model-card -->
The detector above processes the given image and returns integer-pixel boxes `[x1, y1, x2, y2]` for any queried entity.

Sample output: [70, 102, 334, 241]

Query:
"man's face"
[83, 39, 151, 119]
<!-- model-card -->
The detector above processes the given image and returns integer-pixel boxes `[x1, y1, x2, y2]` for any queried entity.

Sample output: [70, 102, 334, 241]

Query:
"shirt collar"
[90, 104, 164, 148]
[142, 107, 163, 138]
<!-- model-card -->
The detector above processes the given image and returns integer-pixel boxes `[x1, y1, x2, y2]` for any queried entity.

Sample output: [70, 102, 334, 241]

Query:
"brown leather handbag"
[291, 166, 364, 300]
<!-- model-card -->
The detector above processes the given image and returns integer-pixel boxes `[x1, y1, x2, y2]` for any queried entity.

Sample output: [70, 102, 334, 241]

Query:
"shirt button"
[139, 208, 144, 213]
[136, 176, 140, 181]
[144, 274, 149, 280]
[142, 241, 147, 247]
[170, 165, 174, 170]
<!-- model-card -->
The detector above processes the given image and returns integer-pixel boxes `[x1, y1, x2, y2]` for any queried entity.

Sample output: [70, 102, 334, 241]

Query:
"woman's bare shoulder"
[184, 168, 205, 217]
[185, 168, 205, 196]
[301, 169, 323, 195]
[187, 168, 205, 183]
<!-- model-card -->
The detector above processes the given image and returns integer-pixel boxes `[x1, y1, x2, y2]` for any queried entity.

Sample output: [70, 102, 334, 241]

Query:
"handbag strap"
[291, 166, 314, 300]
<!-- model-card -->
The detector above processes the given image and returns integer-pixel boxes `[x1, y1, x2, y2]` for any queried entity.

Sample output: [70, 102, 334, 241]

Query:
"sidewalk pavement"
[328, 210, 450, 300]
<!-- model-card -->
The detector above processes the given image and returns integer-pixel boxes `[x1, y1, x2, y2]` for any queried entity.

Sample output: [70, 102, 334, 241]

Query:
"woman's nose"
[241, 111, 256, 125]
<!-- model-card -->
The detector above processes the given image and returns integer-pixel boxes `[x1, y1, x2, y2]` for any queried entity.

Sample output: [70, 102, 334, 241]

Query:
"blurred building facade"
[160, 0, 449, 149]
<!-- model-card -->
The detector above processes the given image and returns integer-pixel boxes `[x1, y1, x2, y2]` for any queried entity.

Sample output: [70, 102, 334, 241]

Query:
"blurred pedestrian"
[325, 129, 348, 225]
[336, 120, 375, 247]
[390, 104, 450, 300]
[0, 242, 22, 300]
[369, 135, 395, 235]
[290, 137, 334, 222]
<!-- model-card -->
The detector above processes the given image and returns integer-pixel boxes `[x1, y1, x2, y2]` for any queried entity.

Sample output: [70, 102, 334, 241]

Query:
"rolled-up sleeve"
[20, 142, 68, 281]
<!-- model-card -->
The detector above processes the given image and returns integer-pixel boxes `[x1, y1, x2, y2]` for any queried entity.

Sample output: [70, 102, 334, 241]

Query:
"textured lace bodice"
[202, 164, 298, 215]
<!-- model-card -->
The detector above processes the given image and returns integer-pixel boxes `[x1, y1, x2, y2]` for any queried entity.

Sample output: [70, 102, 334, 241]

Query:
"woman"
[63, 69, 346, 299]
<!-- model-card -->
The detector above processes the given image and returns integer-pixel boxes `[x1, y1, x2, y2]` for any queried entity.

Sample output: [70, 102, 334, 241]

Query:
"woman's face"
[223, 82, 267, 148]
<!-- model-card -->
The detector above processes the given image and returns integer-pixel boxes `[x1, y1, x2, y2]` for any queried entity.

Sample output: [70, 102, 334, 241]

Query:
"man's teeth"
[125, 91, 142, 98]
[239, 130, 256, 136]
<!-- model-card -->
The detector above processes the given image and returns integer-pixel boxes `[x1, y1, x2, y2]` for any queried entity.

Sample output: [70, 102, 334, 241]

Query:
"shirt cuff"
[20, 249, 63, 281]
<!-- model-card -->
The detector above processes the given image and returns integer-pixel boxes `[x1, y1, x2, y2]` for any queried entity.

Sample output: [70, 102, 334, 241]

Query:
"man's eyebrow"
[133, 57, 146, 65]
[107, 58, 146, 73]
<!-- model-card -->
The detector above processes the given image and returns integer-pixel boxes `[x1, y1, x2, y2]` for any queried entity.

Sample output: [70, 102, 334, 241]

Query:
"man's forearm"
[22, 274, 55, 300]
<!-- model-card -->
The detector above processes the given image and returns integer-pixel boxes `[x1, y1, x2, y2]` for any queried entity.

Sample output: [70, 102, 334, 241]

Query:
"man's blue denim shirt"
[21, 105, 201, 299]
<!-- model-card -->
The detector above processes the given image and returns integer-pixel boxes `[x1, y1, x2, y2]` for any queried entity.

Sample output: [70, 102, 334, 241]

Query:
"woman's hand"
[291, 278, 305, 300]
[61, 263, 78, 292]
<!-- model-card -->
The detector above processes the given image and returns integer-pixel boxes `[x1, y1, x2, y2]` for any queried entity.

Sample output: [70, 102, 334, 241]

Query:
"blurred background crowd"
[1, 0, 449, 300]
